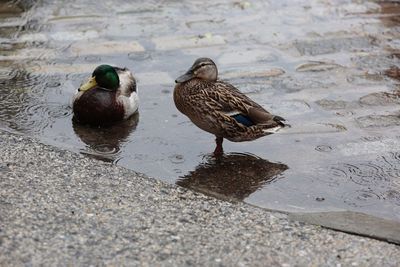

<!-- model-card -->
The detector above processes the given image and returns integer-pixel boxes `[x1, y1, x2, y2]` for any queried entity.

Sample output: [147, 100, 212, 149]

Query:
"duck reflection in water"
[72, 113, 139, 161]
[177, 153, 288, 201]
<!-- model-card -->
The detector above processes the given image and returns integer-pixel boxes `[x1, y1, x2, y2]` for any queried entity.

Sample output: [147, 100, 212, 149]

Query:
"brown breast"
[73, 88, 124, 126]
[173, 84, 188, 115]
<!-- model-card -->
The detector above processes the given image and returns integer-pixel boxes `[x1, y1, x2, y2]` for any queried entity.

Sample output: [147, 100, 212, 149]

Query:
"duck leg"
[213, 136, 224, 156]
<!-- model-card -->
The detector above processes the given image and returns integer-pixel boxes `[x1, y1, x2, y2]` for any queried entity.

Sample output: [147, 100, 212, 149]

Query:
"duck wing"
[202, 81, 285, 127]
[114, 67, 136, 96]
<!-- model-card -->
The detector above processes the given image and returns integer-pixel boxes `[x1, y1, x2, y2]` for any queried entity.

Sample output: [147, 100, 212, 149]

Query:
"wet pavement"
[1, 0, 400, 241]
[2, 129, 399, 266]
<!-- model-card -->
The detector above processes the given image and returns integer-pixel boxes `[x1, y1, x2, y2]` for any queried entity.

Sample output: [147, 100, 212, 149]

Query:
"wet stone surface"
[1, 0, 400, 240]
[1, 130, 400, 265]
[290, 211, 400, 245]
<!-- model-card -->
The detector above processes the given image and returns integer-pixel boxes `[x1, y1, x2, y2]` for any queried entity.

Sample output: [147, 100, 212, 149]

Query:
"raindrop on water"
[84, 55, 101, 62]
[45, 80, 61, 88]
[342, 189, 381, 207]
[169, 154, 185, 164]
[315, 145, 332, 152]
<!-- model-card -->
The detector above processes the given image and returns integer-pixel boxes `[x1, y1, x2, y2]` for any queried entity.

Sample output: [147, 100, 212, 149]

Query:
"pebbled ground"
[0, 129, 399, 266]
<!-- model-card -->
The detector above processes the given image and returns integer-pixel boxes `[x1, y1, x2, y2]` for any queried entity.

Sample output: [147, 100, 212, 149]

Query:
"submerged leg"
[213, 137, 224, 156]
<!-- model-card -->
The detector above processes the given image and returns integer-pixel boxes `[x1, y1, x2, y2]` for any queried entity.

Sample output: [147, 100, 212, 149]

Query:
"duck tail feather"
[273, 115, 290, 128]
[263, 125, 284, 134]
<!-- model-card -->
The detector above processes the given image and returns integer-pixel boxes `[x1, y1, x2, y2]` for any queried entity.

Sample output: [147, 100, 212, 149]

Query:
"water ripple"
[342, 189, 382, 208]
[331, 161, 392, 187]
[384, 190, 400, 206]
[10, 103, 72, 134]
[0, 67, 69, 134]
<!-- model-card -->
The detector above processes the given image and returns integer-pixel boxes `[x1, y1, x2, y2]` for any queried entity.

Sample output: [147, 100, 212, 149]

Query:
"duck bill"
[78, 77, 97, 92]
[175, 71, 194, 83]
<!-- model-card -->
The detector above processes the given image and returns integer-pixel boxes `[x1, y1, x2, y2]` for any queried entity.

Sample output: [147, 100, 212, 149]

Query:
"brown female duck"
[174, 58, 287, 155]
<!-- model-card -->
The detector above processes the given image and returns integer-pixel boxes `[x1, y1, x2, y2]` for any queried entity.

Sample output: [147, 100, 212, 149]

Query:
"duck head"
[175, 58, 218, 83]
[79, 64, 120, 92]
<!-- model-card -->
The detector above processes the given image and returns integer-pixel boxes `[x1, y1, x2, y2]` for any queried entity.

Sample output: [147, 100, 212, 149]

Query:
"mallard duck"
[174, 58, 287, 156]
[73, 64, 138, 126]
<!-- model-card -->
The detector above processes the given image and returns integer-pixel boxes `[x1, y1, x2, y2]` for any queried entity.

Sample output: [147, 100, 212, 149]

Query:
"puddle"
[1, 0, 400, 242]
[177, 153, 287, 201]
[73, 113, 139, 162]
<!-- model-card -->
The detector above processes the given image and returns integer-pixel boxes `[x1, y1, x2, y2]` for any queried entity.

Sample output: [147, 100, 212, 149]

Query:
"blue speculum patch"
[231, 114, 254, 127]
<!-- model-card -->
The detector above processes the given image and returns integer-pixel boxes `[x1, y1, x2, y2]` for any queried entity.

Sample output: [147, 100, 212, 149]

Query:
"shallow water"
[1, 0, 400, 224]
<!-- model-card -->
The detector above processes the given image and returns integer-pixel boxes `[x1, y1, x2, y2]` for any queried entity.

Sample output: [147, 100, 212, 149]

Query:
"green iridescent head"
[79, 64, 120, 92]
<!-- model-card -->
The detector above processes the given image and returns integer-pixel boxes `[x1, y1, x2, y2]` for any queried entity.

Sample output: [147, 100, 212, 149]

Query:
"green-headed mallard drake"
[73, 64, 138, 126]
[174, 58, 287, 156]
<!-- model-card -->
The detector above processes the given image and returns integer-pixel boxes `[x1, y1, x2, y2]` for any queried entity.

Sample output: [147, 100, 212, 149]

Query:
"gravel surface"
[1, 129, 399, 266]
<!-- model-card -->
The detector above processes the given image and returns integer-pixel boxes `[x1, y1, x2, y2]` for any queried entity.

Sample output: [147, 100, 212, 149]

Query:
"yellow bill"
[79, 77, 97, 92]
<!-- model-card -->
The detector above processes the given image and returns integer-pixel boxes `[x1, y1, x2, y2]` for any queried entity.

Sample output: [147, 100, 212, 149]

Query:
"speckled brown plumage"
[174, 57, 286, 155]
[174, 78, 284, 142]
